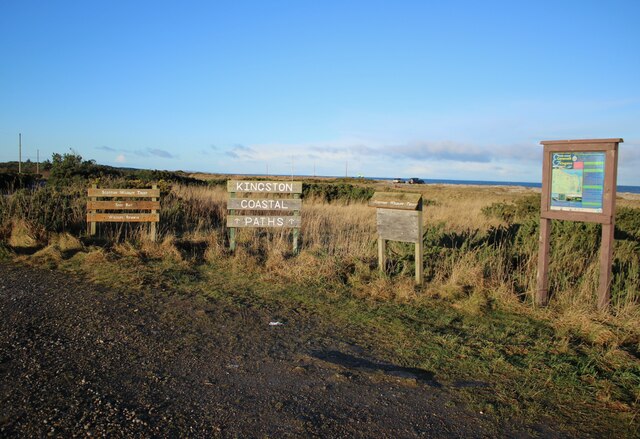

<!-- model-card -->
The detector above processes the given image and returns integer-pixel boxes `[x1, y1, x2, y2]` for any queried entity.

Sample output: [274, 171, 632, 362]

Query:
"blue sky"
[1, 1, 639, 183]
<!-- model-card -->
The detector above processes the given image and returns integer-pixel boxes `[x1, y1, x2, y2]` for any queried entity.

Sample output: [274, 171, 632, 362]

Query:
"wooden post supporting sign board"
[369, 192, 424, 285]
[87, 184, 160, 241]
[227, 180, 302, 253]
[537, 139, 622, 310]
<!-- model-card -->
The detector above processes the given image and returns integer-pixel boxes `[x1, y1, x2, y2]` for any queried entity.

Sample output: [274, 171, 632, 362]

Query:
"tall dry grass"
[1, 180, 639, 349]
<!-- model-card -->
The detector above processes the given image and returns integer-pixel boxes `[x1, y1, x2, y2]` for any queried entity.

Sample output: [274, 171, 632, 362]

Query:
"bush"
[302, 183, 374, 203]
[48, 152, 122, 187]
[0, 172, 42, 192]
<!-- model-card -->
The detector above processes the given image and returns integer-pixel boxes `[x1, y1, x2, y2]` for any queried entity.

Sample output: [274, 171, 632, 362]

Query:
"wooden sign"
[88, 188, 160, 198]
[87, 200, 160, 210]
[369, 192, 422, 210]
[227, 180, 302, 194]
[370, 192, 424, 285]
[87, 184, 159, 241]
[227, 215, 301, 228]
[227, 181, 302, 253]
[537, 139, 622, 310]
[377, 209, 421, 243]
[87, 213, 159, 222]
[227, 198, 302, 211]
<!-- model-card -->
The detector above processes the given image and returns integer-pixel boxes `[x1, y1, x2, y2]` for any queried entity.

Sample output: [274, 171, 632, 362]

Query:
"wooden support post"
[415, 209, 424, 286]
[89, 183, 97, 236]
[597, 146, 619, 311]
[598, 223, 615, 310]
[536, 218, 551, 306]
[378, 238, 386, 273]
[229, 192, 236, 252]
[150, 184, 158, 242]
[292, 193, 300, 254]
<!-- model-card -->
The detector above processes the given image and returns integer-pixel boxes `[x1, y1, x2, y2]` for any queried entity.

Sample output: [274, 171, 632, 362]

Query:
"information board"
[550, 152, 605, 213]
[369, 191, 424, 285]
[537, 138, 622, 311]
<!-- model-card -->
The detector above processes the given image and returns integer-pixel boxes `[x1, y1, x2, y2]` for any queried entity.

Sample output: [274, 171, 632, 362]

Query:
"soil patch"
[0, 262, 564, 437]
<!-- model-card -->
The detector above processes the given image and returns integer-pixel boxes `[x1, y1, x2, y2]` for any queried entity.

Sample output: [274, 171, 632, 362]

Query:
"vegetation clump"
[302, 182, 374, 203]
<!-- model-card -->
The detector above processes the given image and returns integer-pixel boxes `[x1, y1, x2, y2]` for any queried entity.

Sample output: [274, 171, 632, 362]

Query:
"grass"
[1, 175, 639, 436]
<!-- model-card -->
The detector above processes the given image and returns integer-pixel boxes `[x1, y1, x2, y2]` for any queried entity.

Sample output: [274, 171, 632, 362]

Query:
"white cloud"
[225, 138, 540, 166]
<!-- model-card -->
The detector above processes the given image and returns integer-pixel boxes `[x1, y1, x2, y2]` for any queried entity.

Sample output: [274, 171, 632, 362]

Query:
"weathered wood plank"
[541, 210, 611, 224]
[227, 180, 302, 194]
[87, 200, 160, 210]
[86, 213, 159, 223]
[369, 192, 422, 210]
[88, 188, 160, 198]
[150, 184, 158, 242]
[227, 215, 301, 228]
[89, 184, 97, 236]
[376, 210, 421, 243]
[378, 238, 386, 273]
[536, 218, 551, 306]
[227, 198, 302, 211]
[415, 209, 424, 285]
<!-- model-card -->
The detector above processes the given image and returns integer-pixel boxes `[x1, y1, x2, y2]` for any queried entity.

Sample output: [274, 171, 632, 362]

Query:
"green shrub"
[302, 183, 374, 203]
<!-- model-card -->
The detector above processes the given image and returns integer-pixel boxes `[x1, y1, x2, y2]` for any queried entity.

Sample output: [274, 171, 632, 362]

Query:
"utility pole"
[313, 161, 316, 177]
[266, 163, 269, 176]
[291, 156, 294, 180]
[345, 160, 348, 178]
[18, 133, 22, 173]
[36, 149, 40, 174]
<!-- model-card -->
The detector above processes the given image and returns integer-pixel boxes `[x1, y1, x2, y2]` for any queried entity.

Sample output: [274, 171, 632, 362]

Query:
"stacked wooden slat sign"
[369, 191, 424, 285]
[227, 180, 302, 252]
[87, 184, 160, 241]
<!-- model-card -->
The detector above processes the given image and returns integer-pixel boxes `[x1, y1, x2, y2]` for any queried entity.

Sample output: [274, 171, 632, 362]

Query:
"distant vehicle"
[392, 178, 404, 184]
[407, 178, 424, 184]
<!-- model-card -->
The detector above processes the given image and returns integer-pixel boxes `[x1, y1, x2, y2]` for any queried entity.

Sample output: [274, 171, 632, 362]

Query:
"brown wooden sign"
[536, 139, 622, 311]
[87, 200, 160, 210]
[227, 215, 301, 228]
[227, 180, 302, 194]
[376, 209, 421, 243]
[369, 192, 422, 210]
[87, 213, 159, 223]
[87, 184, 159, 241]
[227, 198, 302, 211]
[88, 188, 160, 198]
[369, 192, 424, 285]
[227, 181, 302, 252]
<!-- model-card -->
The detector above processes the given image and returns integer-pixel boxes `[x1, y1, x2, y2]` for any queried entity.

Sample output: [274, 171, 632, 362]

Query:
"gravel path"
[0, 262, 559, 437]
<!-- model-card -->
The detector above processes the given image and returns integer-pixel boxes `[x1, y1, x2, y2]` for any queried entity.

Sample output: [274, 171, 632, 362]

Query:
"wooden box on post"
[369, 192, 424, 285]
[87, 185, 160, 241]
[226, 180, 302, 253]
[536, 139, 622, 311]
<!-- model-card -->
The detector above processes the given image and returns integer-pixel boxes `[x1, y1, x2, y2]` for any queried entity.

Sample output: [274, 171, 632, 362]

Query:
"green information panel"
[550, 152, 605, 213]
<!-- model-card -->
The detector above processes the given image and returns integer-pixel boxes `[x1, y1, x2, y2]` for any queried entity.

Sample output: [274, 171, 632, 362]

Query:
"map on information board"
[550, 152, 605, 213]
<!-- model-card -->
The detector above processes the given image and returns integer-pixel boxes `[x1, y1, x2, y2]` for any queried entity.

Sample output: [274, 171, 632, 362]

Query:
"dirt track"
[0, 263, 562, 437]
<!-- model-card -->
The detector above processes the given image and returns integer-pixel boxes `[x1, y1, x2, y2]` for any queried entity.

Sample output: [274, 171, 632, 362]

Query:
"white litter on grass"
[269, 321, 284, 326]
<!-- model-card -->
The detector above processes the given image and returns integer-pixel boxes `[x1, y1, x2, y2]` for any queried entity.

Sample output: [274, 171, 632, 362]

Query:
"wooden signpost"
[87, 184, 160, 241]
[537, 139, 623, 310]
[369, 192, 424, 285]
[227, 180, 302, 253]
